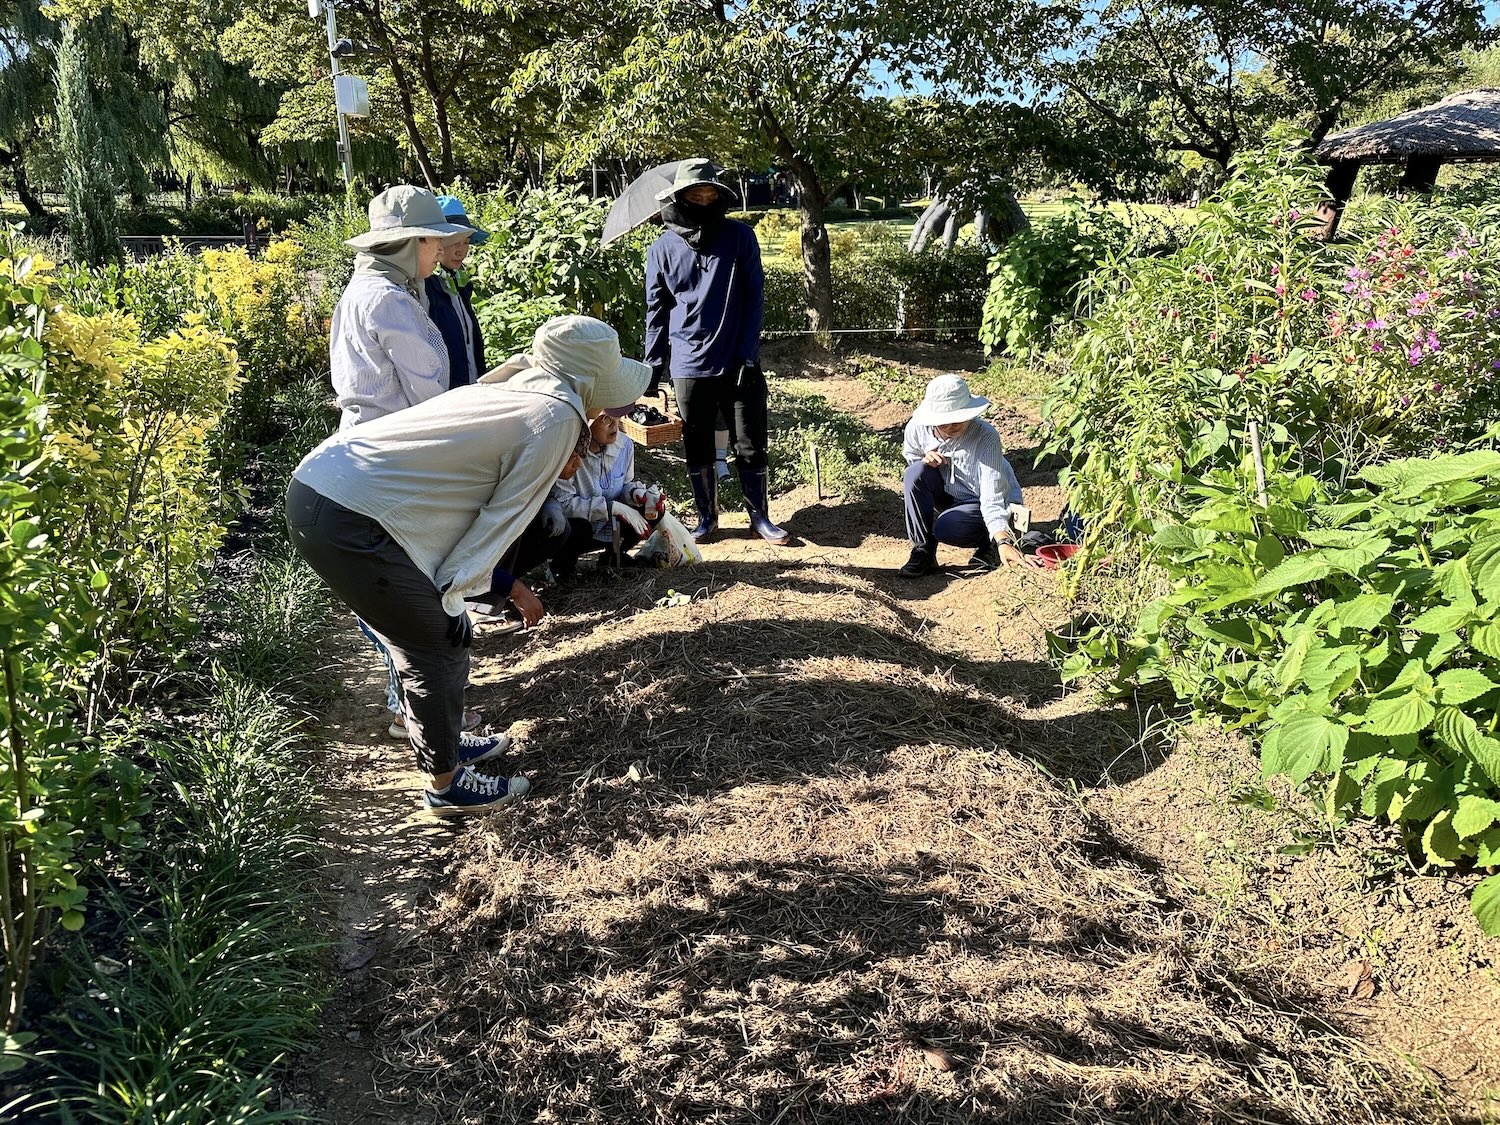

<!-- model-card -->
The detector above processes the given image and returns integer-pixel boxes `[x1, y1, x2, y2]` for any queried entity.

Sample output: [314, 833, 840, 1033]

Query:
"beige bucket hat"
[345, 185, 474, 250]
[912, 374, 990, 426]
[481, 316, 650, 413]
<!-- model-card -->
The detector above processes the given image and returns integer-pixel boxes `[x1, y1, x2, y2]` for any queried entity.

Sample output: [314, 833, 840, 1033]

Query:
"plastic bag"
[635, 511, 703, 567]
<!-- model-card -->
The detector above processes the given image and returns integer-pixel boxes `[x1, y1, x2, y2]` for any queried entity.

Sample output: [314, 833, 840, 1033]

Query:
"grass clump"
[13, 671, 327, 1123]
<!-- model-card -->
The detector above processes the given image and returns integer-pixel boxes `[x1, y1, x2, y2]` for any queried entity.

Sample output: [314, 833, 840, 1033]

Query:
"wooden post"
[1315, 160, 1360, 240]
[810, 444, 823, 500]
[1398, 155, 1444, 192]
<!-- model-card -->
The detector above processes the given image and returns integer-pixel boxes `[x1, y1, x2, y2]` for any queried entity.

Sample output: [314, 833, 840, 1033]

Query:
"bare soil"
[290, 340, 1500, 1124]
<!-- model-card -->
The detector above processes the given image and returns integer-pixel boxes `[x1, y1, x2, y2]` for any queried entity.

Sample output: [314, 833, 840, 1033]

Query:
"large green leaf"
[1360, 451, 1500, 499]
[1467, 534, 1500, 599]
[1472, 874, 1500, 938]
[1422, 811, 1462, 866]
[1249, 553, 1333, 597]
[1472, 623, 1500, 661]
[1436, 668, 1499, 706]
[1452, 795, 1500, 839]
[1262, 711, 1349, 784]
[1331, 592, 1394, 632]
[1359, 691, 1435, 737]
[1408, 601, 1477, 634]
[1433, 706, 1500, 787]
[1477, 827, 1500, 866]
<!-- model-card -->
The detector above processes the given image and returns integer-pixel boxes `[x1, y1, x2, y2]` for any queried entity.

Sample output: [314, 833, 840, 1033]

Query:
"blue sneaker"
[424, 766, 530, 816]
[457, 731, 511, 767]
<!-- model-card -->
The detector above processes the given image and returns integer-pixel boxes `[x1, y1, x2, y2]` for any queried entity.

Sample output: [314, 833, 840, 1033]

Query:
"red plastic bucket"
[1035, 543, 1081, 569]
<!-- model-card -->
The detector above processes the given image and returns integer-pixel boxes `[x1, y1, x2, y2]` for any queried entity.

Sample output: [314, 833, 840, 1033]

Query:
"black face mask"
[660, 195, 730, 250]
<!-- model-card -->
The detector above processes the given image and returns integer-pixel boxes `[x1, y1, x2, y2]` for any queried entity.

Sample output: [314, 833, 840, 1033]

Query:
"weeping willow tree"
[55, 21, 120, 264]
[0, 1, 57, 218]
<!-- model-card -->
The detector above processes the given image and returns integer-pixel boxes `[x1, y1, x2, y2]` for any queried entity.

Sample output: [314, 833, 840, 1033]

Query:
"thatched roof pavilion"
[1314, 88, 1500, 236]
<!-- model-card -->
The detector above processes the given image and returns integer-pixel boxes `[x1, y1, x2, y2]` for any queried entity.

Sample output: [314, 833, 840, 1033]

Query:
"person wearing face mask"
[898, 374, 1036, 578]
[330, 186, 473, 429]
[644, 159, 789, 546]
[285, 316, 651, 815]
[425, 195, 489, 388]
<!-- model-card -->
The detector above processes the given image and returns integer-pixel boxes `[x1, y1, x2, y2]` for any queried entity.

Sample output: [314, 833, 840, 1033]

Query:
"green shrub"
[1094, 450, 1500, 933]
[979, 204, 1134, 355]
[0, 255, 150, 1045]
[762, 243, 988, 338]
[1045, 140, 1500, 931]
[468, 186, 648, 358]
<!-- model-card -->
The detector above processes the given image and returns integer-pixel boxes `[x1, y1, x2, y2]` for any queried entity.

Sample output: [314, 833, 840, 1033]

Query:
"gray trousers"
[286, 479, 468, 775]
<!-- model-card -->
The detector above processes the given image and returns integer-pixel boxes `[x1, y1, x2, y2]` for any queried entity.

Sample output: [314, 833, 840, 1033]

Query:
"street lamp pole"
[311, 0, 354, 185]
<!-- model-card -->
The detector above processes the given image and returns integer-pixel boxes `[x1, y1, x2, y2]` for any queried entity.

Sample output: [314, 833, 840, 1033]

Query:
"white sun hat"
[912, 374, 990, 426]
[344, 185, 474, 250]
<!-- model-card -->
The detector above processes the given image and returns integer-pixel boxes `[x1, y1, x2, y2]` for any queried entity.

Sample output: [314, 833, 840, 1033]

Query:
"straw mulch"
[367, 563, 1439, 1124]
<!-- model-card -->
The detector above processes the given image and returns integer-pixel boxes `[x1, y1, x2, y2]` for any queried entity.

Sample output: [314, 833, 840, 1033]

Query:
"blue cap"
[434, 194, 490, 245]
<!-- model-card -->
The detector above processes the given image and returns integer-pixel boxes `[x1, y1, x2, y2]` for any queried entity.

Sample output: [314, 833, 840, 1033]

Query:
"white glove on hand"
[539, 500, 567, 537]
[610, 501, 649, 536]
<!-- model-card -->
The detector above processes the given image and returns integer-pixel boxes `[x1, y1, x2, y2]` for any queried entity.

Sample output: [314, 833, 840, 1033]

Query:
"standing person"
[645, 158, 789, 545]
[331, 185, 472, 429]
[898, 374, 1036, 577]
[332, 186, 473, 735]
[286, 316, 651, 814]
[425, 195, 489, 388]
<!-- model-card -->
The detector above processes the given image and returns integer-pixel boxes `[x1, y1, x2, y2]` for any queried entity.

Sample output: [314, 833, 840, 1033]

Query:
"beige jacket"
[293, 377, 583, 615]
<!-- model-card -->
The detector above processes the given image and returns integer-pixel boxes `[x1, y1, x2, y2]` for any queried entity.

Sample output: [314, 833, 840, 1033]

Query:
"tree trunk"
[361, 13, 441, 189]
[432, 94, 455, 182]
[0, 144, 47, 219]
[796, 176, 832, 337]
[183, 170, 192, 210]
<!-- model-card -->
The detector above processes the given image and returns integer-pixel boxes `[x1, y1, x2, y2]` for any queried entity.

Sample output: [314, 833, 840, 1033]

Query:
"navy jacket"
[645, 219, 764, 379]
[424, 272, 486, 388]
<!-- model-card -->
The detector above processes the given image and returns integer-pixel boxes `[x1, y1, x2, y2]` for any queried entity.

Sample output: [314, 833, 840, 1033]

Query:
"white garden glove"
[610, 501, 649, 536]
[539, 500, 567, 537]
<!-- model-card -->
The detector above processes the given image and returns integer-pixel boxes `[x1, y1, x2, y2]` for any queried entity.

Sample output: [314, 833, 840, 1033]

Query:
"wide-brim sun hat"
[345, 185, 474, 250]
[435, 194, 491, 246]
[531, 315, 651, 411]
[654, 157, 740, 205]
[912, 373, 990, 426]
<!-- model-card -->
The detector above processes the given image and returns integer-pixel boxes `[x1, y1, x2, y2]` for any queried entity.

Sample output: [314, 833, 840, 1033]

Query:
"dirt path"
[290, 345, 1498, 1124]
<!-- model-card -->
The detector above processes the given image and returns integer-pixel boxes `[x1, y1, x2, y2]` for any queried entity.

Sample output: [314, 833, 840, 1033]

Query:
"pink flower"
[1301, 289, 1317, 301]
[1275, 285, 1286, 296]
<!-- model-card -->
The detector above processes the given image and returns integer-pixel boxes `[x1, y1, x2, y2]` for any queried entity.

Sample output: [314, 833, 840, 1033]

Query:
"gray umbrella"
[601, 161, 679, 247]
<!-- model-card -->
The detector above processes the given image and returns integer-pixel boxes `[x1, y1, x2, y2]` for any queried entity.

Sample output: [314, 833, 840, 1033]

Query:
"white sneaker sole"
[424, 776, 531, 816]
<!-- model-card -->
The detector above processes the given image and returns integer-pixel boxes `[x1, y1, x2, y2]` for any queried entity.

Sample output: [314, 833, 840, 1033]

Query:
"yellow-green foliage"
[39, 263, 242, 649]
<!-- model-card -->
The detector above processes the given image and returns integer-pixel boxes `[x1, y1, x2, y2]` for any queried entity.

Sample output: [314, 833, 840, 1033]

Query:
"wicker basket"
[619, 403, 683, 447]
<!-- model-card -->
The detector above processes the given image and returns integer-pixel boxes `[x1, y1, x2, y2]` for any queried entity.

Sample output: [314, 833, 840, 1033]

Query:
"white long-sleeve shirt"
[330, 273, 450, 430]
[293, 379, 582, 615]
[550, 434, 644, 539]
[902, 416, 1023, 539]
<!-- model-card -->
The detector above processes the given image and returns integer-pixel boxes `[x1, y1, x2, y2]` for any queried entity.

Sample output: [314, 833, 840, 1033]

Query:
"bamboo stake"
[1248, 420, 1269, 508]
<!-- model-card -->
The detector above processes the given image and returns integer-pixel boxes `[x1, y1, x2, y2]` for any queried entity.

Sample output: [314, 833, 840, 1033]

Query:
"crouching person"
[548, 406, 667, 576]
[285, 315, 650, 814]
[898, 374, 1036, 578]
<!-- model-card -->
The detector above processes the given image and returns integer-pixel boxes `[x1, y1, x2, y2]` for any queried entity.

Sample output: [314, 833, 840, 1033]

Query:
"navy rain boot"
[687, 466, 719, 543]
[738, 465, 790, 545]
